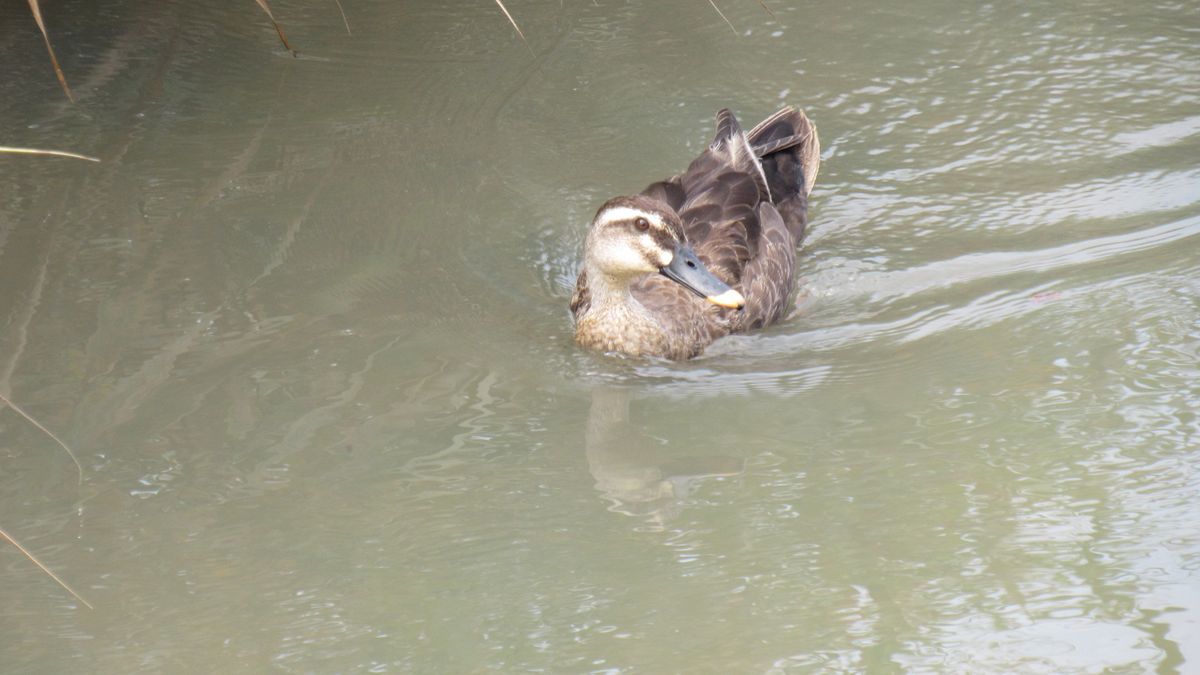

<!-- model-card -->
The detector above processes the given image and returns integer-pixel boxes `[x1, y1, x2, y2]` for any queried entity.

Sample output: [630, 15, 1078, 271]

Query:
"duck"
[571, 106, 820, 359]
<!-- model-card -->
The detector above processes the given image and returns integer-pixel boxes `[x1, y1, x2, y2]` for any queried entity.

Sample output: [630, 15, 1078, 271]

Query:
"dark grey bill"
[660, 243, 746, 309]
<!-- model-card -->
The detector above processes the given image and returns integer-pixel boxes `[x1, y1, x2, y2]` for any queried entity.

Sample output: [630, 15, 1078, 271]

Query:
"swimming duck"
[571, 106, 820, 359]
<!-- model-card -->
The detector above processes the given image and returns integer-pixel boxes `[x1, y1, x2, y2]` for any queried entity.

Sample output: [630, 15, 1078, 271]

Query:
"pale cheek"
[595, 240, 655, 274]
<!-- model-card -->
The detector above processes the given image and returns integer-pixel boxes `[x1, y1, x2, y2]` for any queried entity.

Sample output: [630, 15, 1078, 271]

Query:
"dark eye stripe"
[651, 229, 676, 249]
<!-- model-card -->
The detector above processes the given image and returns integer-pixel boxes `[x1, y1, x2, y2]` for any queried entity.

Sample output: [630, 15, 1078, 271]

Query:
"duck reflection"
[585, 385, 743, 525]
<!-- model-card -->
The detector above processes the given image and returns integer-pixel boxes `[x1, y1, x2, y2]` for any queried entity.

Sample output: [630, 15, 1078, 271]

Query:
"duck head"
[584, 195, 745, 309]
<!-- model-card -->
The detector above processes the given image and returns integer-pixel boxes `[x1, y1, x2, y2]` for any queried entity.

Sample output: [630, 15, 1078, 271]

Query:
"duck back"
[636, 107, 820, 334]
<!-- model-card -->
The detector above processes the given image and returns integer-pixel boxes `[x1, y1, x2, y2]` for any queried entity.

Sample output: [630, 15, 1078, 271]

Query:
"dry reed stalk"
[254, 0, 297, 56]
[0, 526, 94, 609]
[26, 0, 74, 101]
[756, 0, 778, 21]
[0, 393, 84, 484]
[0, 146, 100, 162]
[493, 0, 533, 53]
[333, 0, 351, 35]
[707, 0, 738, 35]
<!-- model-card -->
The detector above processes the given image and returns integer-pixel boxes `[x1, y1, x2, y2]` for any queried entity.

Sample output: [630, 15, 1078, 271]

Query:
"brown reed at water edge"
[0, 392, 92, 609]
[22, 0, 777, 101]
[24, 0, 302, 101]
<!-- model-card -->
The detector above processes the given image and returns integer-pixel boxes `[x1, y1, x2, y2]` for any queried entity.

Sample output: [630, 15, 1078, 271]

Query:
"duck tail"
[747, 107, 820, 241]
[748, 107, 820, 198]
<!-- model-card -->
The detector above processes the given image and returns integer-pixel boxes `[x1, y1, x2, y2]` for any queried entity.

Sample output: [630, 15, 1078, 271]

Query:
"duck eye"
[634, 217, 650, 231]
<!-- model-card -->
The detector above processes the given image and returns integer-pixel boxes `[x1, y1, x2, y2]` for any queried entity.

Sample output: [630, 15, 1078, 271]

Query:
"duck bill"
[660, 244, 746, 309]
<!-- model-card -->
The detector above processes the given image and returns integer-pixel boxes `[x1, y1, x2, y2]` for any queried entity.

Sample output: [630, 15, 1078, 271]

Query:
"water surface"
[2, 0, 1198, 672]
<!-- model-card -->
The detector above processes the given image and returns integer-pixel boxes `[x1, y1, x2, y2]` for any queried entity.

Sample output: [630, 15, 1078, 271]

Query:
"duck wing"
[640, 169, 760, 287]
[633, 108, 820, 340]
[674, 109, 771, 286]
[641, 176, 686, 212]
[728, 202, 796, 331]
[747, 107, 820, 241]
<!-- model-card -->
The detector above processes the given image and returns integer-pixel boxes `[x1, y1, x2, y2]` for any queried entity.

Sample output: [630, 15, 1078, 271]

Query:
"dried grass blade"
[0, 146, 100, 162]
[707, 0, 738, 35]
[333, 0, 351, 35]
[253, 0, 297, 56]
[756, 0, 778, 21]
[26, 0, 74, 102]
[0, 392, 84, 484]
[493, 0, 533, 53]
[0, 525, 94, 609]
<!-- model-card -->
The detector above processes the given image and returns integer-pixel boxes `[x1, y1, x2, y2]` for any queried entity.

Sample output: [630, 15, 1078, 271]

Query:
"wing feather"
[607, 107, 820, 353]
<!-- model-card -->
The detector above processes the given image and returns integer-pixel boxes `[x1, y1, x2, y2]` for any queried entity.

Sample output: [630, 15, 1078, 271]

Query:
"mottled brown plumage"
[572, 107, 820, 359]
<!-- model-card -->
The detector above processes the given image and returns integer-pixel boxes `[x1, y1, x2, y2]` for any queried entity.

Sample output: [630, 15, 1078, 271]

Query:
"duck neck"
[584, 264, 652, 322]
[578, 263, 670, 352]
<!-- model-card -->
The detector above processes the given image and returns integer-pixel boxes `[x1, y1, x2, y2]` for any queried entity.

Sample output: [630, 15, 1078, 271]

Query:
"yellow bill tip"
[707, 289, 746, 309]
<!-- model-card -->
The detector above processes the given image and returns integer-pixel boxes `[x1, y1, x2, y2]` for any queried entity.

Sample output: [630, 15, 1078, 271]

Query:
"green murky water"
[2, 1, 1198, 672]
